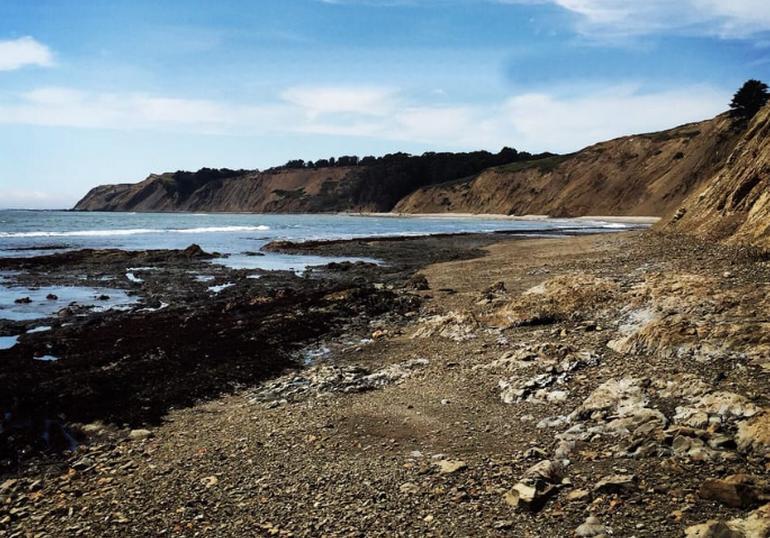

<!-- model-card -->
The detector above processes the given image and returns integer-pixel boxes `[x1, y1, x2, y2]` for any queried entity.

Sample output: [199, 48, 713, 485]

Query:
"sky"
[1, 1, 770, 208]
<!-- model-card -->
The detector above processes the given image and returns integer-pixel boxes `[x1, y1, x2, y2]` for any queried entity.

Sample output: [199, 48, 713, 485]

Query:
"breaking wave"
[0, 225, 271, 238]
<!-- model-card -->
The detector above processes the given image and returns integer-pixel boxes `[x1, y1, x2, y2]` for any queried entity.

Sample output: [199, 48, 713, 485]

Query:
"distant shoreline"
[4, 208, 662, 225]
[343, 212, 661, 224]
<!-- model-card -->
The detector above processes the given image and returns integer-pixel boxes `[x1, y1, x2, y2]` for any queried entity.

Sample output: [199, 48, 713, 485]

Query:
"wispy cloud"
[546, 0, 770, 38]
[281, 86, 397, 118]
[318, 1, 770, 38]
[0, 84, 730, 153]
[0, 88, 295, 133]
[0, 37, 53, 71]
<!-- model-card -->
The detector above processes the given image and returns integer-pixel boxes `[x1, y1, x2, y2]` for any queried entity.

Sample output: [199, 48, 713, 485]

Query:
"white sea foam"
[0, 225, 270, 238]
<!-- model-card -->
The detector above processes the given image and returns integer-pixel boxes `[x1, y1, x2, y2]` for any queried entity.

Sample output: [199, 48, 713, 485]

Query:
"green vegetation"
[495, 154, 571, 174]
[273, 188, 306, 200]
[730, 79, 769, 120]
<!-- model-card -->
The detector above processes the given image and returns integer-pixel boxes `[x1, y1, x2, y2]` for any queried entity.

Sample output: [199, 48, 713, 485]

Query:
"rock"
[408, 275, 430, 291]
[46, 293, 58, 301]
[201, 475, 218, 487]
[566, 489, 590, 502]
[575, 516, 609, 537]
[81, 421, 105, 434]
[411, 311, 479, 342]
[699, 475, 768, 508]
[128, 429, 153, 440]
[593, 474, 637, 495]
[503, 460, 564, 512]
[736, 414, 770, 458]
[250, 358, 429, 404]
[0, 479, 18, 492]
[182, 244, 210, 258]
[685, 521, 742, 538]
[686, 503, 770, 537]
[433, 459, 467, 474]
[399, 482, 419, 494]
[14, 297, 32, 304]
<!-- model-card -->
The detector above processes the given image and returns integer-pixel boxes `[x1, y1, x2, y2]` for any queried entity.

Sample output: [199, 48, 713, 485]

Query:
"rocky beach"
[2, 227, 769, 537]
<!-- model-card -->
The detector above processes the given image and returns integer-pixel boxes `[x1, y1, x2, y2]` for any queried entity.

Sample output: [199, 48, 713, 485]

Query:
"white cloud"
[0, 83, 730, 153]
[0, 88, 296, 133]
[329, 1, 770, 37]
[500, 85, 728, 152]
[537, 0, 770, 38]
[0, 37, 53, 71]
[281, 86, 397, 118]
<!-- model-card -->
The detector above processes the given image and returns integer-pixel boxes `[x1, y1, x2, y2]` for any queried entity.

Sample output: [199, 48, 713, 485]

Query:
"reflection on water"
[0, 284, 137, 321]
[0, 335, 18, 350]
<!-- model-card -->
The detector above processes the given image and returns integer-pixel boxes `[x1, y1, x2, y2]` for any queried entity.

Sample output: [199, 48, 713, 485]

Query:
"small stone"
[201, 475, 218, 488]
[566, 489, 590, 502]
[400, 482, 419, 494]
[46, 293, 58, 301]
[433, 459, 467, 474]
[128, 429, 153, 440]
[82, 422, 105, 434]
[575, 515, 608, 537]
[593, 474, 637, 495]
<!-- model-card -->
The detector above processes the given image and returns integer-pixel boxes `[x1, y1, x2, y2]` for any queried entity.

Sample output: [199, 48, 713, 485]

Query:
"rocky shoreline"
[2, 230, 770, 536]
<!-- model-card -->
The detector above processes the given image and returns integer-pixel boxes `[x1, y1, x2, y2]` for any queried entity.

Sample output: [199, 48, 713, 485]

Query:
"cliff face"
[74, 150, 538, 213]
[76, 111, 758, 221]
[394, 115, 739, 217]
[662, 105, 770, 249]
[75, 167, 362, 213]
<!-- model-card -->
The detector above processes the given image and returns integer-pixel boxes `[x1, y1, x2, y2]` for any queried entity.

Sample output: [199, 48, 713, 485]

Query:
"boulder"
[699, 475, 769, 508]
[736, 414, 770, 458]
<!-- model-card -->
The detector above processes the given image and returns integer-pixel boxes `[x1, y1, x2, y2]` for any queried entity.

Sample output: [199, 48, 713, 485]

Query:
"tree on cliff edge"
[730, 79, 769, 120]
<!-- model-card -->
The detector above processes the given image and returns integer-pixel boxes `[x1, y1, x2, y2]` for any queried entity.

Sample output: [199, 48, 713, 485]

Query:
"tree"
[730, 79, 769, 120]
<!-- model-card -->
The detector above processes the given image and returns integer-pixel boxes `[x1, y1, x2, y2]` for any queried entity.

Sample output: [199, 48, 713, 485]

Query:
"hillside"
[75, 111, 754, 221]
[394, 114, 741, 217]
[662, 104, 770, 249]
[74, 150, 543, 213]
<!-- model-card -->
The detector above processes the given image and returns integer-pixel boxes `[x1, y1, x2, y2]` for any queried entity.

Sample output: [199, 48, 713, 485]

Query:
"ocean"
[0, 210, 639, 324]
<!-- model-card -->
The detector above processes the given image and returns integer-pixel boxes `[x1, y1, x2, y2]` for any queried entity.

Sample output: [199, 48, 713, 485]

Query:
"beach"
[2, 227, 769, 536]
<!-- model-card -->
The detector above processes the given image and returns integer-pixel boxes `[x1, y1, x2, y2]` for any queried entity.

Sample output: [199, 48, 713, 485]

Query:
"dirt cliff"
[74, 150, 539, 213]
[663, 104, 770, 249]
[394, 114, 740, 217]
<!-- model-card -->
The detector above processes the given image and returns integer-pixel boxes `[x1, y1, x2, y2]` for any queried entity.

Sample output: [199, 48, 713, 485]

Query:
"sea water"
[0, 210, 635, 259]
[0, 210, 644, 321]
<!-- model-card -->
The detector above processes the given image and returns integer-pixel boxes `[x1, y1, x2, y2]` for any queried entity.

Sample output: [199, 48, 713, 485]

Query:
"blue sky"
[1, 0, 769, 208]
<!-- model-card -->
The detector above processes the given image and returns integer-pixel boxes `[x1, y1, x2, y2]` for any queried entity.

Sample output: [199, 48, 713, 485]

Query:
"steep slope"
[74, 150, 539, 213]
[394, 114, 740, 217]
[663, 104, 770, 248]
